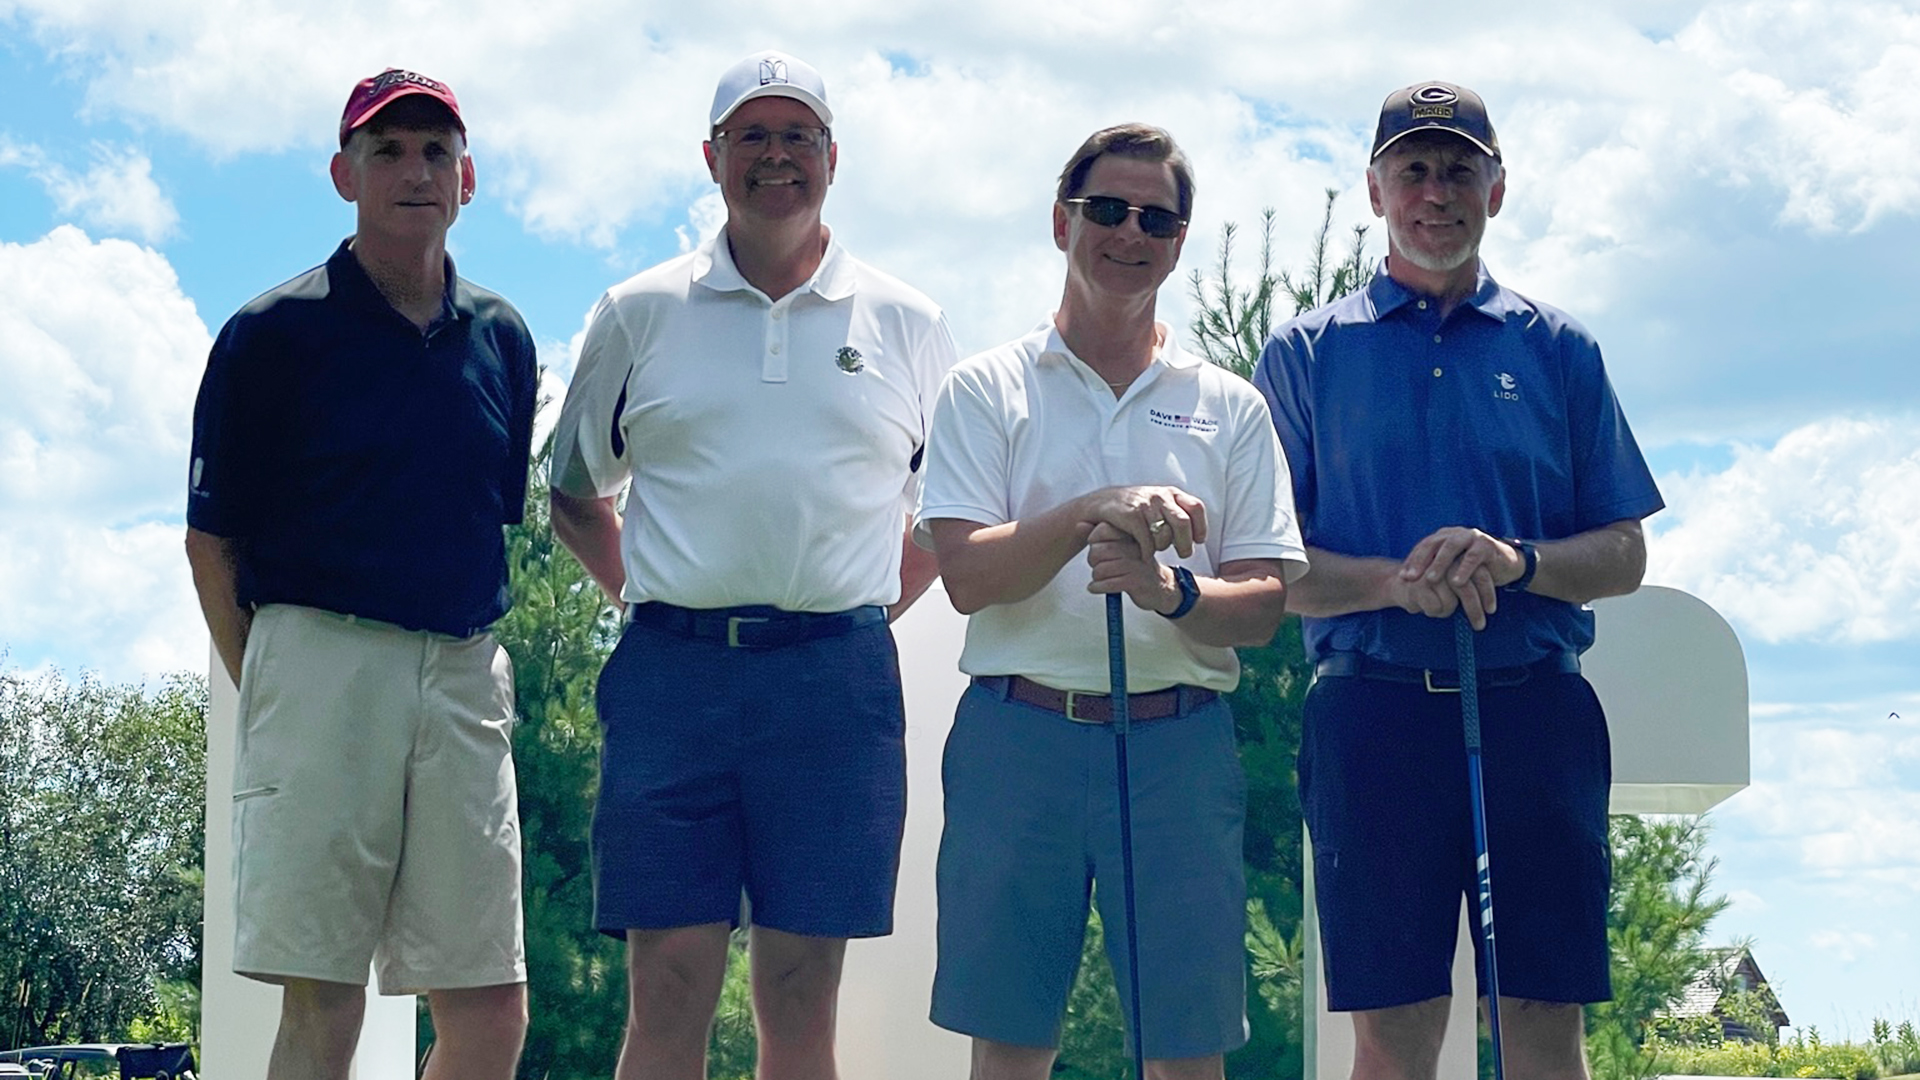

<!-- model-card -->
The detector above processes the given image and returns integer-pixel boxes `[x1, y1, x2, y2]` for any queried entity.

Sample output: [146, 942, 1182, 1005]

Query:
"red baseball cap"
[339, 68, 465, 147]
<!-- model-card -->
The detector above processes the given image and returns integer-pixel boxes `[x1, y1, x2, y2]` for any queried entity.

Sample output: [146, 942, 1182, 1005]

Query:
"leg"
[1489, 998, 1588, 1080]
[971, 1037, 1057, 1080]
[1350, 997, 1452, 1080]
[268, 978, 365, 1080]
[615, 922, 733, 1080]
[421, 982, 528, 1080]
[1146, 1053, 1226, 1080]
[749, 926, 848, 1080]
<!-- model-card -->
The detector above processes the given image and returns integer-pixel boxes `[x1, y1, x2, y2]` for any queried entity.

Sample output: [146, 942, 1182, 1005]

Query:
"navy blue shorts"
[931, 681, 1249, 1058]
[590, 616, 906, 938]
[1300, 670, 1612, 1011]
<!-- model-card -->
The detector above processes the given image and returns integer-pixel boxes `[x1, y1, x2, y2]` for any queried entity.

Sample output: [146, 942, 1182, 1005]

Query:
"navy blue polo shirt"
[1253, 262, 1664, 670]
[187, 240, 538, 636]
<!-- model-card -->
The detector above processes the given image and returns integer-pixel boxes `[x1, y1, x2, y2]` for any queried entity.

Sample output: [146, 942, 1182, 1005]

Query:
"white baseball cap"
[710, 49, 833, 128]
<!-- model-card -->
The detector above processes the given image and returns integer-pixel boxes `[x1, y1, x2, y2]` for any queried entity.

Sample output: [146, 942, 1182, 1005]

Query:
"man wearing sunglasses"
[1254, 83, 1663, 1080]
[916, 124, 1307, 1080]
[548, 49, 957, 1080]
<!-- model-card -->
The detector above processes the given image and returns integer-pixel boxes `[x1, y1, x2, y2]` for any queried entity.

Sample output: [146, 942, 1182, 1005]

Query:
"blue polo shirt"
[1253, 262, 1664, 670]
[187, 240, 538, 637]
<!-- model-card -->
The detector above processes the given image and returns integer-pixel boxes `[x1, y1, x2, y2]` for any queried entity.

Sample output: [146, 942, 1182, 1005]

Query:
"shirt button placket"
[763, 301, 790, 383]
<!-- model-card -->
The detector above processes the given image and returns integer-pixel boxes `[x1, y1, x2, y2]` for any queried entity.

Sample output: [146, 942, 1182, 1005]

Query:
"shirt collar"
[1365, 258, 1517, 322]
[692, 225, 853, 302]
[1037, 320, 1199, 371]
[328, 238, 466, 324]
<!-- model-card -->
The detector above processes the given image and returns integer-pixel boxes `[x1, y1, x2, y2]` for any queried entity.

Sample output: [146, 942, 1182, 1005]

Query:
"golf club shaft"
[1107, 592, 1146, 1080]
[1455, 612, 1505, 1080]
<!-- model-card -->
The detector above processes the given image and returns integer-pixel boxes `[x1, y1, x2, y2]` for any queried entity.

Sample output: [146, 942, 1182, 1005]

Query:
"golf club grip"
[1452, 612, 1482, 751]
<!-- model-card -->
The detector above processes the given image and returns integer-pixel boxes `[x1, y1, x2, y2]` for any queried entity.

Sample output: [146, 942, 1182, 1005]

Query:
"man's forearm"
[184, 527, 251, 688]
[1283, 546, 1403, 618]
[1168, 560, 1291, 648]
[927, 502, 1096, 614]
[550, 489, 627, 606]
[1526, 519, 1646, 604]
[891, 519, 940, 622]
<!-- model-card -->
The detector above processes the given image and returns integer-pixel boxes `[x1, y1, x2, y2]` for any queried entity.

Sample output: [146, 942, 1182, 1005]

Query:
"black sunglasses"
[1065, 196, 1187, 239]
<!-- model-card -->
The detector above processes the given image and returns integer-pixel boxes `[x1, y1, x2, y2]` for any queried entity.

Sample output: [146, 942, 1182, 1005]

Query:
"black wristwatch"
[1501, 539, 1538, 594]
[1161, 566, 1200, 620]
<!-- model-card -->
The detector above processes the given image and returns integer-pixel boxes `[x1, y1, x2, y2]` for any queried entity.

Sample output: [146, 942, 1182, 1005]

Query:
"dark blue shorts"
[590, 616, 907, 939]
[1300, 670, 1612, 1011]
[931, 681, 1249, 1058]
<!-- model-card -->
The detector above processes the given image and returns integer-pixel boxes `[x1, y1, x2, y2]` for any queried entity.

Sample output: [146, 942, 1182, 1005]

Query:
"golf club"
[1107, 592, 1147, 1080]
[1455, 610, 1506, 1080]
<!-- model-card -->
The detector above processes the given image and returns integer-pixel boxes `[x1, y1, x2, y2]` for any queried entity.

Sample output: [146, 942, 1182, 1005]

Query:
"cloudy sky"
[2, 0, 1915, 1036]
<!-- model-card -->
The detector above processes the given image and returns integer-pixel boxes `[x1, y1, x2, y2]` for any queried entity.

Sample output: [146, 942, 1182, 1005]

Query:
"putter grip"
[1106, 593, 1130, 733]
[1453, 612, 1483, 750]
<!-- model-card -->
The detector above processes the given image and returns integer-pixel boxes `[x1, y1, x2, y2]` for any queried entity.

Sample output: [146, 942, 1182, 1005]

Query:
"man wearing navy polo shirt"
[549, 50, 956, 1079]
[184, 69, 535, 1080]
[1254, 82, 1664, 1080]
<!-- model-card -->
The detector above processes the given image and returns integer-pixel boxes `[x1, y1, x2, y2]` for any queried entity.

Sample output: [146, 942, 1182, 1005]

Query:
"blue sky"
[2, 0, 1916, 1037]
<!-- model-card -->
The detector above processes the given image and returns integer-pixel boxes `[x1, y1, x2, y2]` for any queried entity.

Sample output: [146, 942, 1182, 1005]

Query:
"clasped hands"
[1077, 485, 1205, 615]
[1394, 526, 1529, 631]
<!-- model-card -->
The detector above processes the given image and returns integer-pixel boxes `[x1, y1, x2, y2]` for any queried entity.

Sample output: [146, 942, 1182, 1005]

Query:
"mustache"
[747, 165, 805, 185]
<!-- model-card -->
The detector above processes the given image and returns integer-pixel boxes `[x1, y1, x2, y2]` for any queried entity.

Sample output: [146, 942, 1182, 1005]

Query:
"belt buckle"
[1422, 669, 1461, 694]
[1062, 691, 1106, 724]
[727, 616, 770, 648]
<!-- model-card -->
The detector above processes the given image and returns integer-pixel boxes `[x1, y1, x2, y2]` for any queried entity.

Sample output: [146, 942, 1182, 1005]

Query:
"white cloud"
[0, 138, 179, 243]
[0, 226, 211, 682]
[1726, 888, 1768, 912]
[1647, 415, 1920, 645]
[1809, 928, 1877, 965]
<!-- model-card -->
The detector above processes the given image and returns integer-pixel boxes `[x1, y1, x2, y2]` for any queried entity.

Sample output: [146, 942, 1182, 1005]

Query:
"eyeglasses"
[1065, 196, 1186, 239]
[712, 125, 830, 152]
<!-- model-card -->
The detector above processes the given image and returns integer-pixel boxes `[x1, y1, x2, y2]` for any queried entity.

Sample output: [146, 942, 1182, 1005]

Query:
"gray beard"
[1390, 228, 1477, 275]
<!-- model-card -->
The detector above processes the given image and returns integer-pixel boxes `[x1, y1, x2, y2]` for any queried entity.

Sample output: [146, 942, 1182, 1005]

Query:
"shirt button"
[1433, 334, 1443, 343]
[770, 344, 782, 354]
[1433, 367, 1444, 377]
[1417, 300, 1428, 310]
[772, 309, 785, 320]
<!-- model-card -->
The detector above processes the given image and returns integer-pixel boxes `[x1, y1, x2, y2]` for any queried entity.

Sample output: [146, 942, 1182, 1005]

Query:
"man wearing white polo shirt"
[549, 49, 957, 1080]
[916, 123, 1307, 1080]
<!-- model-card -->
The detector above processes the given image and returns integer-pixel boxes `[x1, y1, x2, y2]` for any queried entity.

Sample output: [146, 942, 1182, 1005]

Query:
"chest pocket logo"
[835, 346, 865, 374]
[1494, 372, 1520, 402]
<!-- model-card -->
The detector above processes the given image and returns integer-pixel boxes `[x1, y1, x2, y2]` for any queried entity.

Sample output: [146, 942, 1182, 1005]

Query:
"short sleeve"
[186, 315, 267, 538]
[1563, 335, 1664, 531]
[913, 362, 1011, 548]
[1252, 328, 1318, 541]
[1217, 388, 1309, 581]
[901, 310, 962, 508]
[551, 293, 636, 499]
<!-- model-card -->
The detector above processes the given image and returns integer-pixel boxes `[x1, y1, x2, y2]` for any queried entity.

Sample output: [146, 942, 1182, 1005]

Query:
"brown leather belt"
[973, 675, 1218, 724]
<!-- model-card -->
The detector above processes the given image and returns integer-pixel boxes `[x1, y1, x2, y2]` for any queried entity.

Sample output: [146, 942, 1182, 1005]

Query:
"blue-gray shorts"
[1300, 670, 1612, 1011]
[590, 612, 906, 938]
[931, 679, 1249, 1058]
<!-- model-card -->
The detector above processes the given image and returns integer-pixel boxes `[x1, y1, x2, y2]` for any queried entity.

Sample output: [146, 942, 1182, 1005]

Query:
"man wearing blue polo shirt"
[184, 69, 535, 1080]
[549, 50, 956, 1080]
[1254, 82, 1664, 1080]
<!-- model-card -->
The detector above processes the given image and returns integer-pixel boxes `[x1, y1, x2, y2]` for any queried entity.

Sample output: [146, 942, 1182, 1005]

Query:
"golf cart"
[0, 1044, 196, 1079]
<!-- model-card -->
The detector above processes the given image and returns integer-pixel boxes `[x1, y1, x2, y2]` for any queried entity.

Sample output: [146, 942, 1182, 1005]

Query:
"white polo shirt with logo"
[914, 321, 1308, 693]
[553, 228, 958, 612]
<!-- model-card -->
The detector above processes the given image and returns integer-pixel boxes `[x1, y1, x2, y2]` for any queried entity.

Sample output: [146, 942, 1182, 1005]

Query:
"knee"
[279, 979, 367, 1043]
[451, 984, 529, 1038]
[752, 948, 842, 1018]
[627, 950, 724, 1023]
[1498, 999, 1589, 1080]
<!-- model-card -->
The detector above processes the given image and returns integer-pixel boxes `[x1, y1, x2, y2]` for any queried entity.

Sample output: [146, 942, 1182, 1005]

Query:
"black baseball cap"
[1371, 81, 1500, 161]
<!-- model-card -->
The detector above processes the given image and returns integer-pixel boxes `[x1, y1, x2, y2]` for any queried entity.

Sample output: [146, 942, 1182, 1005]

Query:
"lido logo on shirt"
[1494, 372, 1521, 402]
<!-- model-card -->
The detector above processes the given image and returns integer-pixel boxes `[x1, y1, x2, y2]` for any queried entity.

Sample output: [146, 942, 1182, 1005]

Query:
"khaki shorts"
[232, 604, 525, 994]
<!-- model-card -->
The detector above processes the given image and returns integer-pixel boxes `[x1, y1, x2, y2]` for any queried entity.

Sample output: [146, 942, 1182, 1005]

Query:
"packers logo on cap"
[835, 346, 865, 374]
[1411, 83, 1457, 119]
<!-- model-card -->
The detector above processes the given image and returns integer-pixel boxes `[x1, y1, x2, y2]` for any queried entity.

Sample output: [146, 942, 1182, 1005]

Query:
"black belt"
[1313, 650, 1580, 693]
[627, 602, 886, 649]
[974, 675, 1217, 724]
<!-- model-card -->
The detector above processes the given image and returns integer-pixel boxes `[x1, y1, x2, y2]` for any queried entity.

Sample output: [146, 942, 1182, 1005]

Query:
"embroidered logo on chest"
[1493, 372, 1521, 402]
[835, 346, 865, 374]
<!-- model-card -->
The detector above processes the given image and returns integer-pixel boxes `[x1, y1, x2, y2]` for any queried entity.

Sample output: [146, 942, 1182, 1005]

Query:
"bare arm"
[184, 527, 251, 688]
[1293, 517, 1650, 630]
[926, 486, 1207, 615]
[890, 515, 940, 622]
[550, 489, 627, 608]
[1084, 520, 1289, 647]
